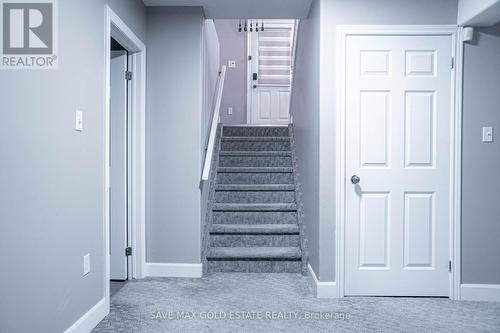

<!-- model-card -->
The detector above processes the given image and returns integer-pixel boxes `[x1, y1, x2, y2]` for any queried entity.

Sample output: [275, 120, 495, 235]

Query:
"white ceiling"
[142, 0, 313, 19]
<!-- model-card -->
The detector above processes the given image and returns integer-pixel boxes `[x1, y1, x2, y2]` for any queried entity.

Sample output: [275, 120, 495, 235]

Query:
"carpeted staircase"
[205, 126, 307, 274]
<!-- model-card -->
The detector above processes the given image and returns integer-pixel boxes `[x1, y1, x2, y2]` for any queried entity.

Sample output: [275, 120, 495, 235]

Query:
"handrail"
[201, 65, 227, 181]
[291, 19, 299, 73]
[289, 20, 299, 122]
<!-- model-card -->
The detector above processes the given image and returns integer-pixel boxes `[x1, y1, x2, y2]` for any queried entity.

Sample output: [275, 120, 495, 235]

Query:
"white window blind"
[257, 21, 295, 86]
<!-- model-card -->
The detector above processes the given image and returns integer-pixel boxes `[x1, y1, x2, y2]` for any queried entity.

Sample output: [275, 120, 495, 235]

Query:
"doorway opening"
[109, 37, 130, 291]
[104, 5, 147, 311]
[213, 19, 298, 125]
[247, 19, 297, 125]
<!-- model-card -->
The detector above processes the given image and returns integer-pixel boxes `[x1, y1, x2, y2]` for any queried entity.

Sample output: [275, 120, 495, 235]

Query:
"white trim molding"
[246, 30, 252, 124]
[460, 284, 500, 302]
[308, 264, 338, 298]
[64, 298, 107, 333]
[145, 263, 203, 278]
[104, 4, 147, 315]
[335, 25, 463, 299]
[452, 27, 464, 301]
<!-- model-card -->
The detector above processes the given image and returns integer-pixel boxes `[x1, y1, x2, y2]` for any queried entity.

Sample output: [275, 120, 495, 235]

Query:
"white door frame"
[104, 5, 146, 311]
[335, 25, 463, 300]
[246, 29, 252, 124]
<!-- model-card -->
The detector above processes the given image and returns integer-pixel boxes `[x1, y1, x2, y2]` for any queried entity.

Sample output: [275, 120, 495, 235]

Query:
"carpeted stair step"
[212, 211, 298, 225]
[218, 166, 292, 173]
[206, 247, 302, 272]
[215, 184, 295, 191]
[219, 151, 292, 167]
[207, 246, 302, 260]
[215, 190, 295, 203]
[221, 137, 291, 152]
[222, 137, 290, 142]
[212, 203, 297, 212]
[219, 151, 292, 156]
[210, 234, 300, 247]
[211, 223, 299, 234]
[223, 126, 289, 137]
[210, 224, 300, 247]
[206, 259, 301, 273]
[217, 167, 294, 184]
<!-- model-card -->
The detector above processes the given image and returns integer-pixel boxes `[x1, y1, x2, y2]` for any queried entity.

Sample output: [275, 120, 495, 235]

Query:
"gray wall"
[458, 0, 500, 26]
[0, 0, 146, 332]
[146, 7, 205, 264]
[201, 19, 221, 245]
[292, 0, 459, 281]
[215, 20, 248, 124]
[461, 23, 500, 284]
[202, 19, 221, 145]
[290, 0, 321, 279]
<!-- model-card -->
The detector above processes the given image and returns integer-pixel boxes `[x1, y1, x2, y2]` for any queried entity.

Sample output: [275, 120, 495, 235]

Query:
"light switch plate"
[228, 107, 233, 115]
[75, 109, 83, 132]
[482, 126, 493, 143]
[228, 60, 236, 68]
[83, 253, 90, 276]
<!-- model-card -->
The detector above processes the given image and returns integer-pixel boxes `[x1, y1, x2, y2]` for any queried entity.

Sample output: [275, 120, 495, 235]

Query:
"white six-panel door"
[251, 87, 291, 124]
[345, 35, 452, 296]
[248, 20, 294, 124]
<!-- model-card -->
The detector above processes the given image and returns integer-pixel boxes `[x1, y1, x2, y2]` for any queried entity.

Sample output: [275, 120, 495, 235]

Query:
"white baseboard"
[64, 298, 107, 333]
[145, 262, 202, 278]
[308, 264, 338, 298]
[461, 284, 500, 302]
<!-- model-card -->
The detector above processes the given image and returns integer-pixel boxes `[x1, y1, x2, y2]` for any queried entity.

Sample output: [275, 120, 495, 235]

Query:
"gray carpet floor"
[93, 273, 500, 333]
[110, 281, 127, 297]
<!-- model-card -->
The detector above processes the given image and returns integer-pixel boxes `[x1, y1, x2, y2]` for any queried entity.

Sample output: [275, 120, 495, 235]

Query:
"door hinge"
[248, 55, 252, 61]
[448, 260, 452, 272]
[125, 71, 132, 81]
[125, 247, 132, 256]
[451, 57, 455, 69]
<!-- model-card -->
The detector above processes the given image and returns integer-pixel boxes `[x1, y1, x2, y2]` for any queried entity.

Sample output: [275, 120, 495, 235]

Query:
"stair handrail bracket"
[202, 65, 227, 181]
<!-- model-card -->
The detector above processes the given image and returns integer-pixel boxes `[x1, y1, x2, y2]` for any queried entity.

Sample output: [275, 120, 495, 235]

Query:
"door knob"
[351, 175, 360, 184]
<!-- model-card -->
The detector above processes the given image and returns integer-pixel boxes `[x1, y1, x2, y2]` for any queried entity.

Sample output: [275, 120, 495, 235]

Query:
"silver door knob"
[351, 175, 360, 184]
